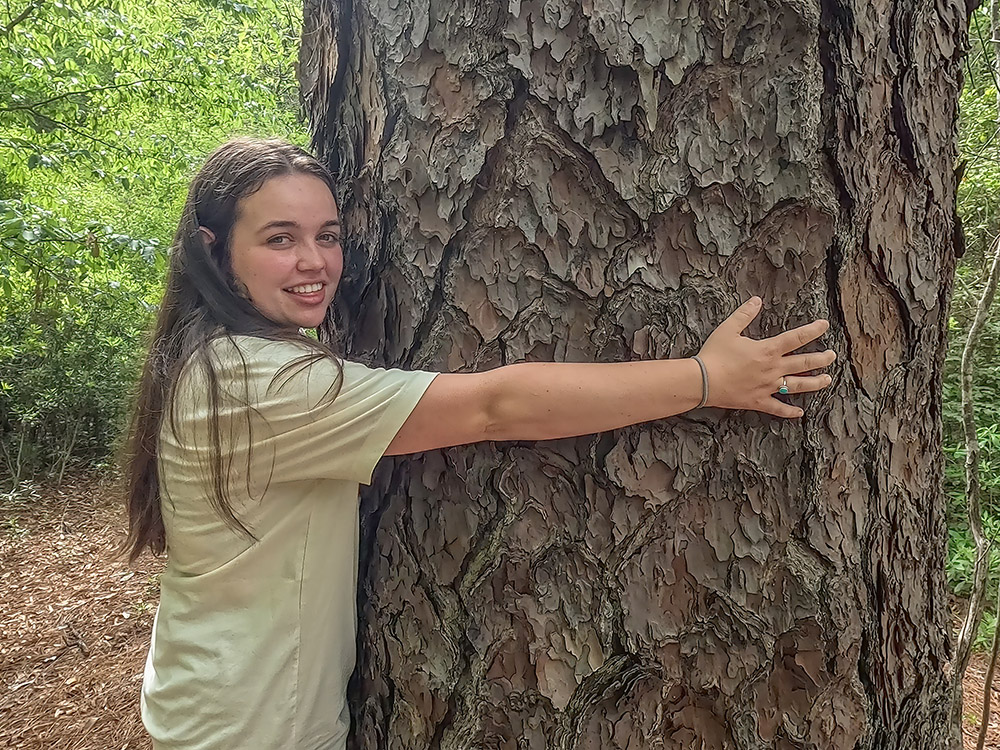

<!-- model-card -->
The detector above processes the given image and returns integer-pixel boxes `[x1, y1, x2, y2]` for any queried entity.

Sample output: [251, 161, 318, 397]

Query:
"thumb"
[720, 296, 762, 336]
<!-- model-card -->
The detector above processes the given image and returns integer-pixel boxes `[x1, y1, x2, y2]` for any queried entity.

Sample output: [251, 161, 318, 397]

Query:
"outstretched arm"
[385, 297, 836, 456]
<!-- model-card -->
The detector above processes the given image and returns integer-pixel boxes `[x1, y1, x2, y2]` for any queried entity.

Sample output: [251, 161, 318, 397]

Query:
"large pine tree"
[299, 2, 970, 747]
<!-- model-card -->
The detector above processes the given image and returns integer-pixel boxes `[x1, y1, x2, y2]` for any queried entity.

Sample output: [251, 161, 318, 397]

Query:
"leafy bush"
[1, 0, 305, 240]
[0, 200, 157, 485]
[940, 5, 1000, 647]
[0, 0, 305, 487]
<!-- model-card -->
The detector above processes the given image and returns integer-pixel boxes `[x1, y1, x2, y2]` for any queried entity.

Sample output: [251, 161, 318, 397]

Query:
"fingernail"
[825, 375, 833, 384]
[750, 296, 761, 306]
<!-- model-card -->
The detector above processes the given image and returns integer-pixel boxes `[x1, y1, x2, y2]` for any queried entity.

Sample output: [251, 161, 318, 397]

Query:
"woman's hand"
[696, 296, 835, 418]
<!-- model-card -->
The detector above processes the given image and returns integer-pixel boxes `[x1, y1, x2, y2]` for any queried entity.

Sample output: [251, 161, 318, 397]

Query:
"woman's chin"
[295, 313, 328, 331]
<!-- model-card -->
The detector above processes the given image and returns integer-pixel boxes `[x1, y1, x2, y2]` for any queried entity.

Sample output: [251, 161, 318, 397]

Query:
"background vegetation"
[0, 0, 306, 482]
[948, 5, 1000, 647]
[2, 0, 1000, 643]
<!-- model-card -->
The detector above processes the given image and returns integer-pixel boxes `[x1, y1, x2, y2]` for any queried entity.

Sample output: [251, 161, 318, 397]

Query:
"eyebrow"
[257, 219, 341, 233]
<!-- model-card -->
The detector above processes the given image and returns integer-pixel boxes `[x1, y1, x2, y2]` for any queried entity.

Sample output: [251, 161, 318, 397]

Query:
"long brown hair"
[123, 138, 342, 562]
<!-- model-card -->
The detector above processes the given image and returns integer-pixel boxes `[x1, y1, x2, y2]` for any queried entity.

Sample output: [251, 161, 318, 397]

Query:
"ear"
[197, 226, 216, 248]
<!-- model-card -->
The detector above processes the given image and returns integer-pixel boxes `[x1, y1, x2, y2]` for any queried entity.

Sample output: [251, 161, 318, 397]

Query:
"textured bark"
[299, 1, 970, 748]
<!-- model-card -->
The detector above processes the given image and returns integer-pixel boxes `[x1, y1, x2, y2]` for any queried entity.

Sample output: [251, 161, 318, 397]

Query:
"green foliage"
[0, 199, 157, 483]
[0, 0, 305, 487]
[943, 428, 1000, 518]
[944, 4, 1000, 650]
[947, 513, 1000, 596]
[1, 0, 305, 239]
[957, 8, 1000, 263]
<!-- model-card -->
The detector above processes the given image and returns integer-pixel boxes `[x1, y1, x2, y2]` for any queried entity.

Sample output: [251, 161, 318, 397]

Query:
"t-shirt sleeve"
[245, 342, 438, 486]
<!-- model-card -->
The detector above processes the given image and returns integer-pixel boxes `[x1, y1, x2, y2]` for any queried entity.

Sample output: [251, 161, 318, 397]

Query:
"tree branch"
[0, 78, 199, 112]
[3, 0, 43, 36]
[27, 113, 120, 152]
[974, 6, 1000, 746]
[952, 228, 1000, 702]
[0, 241, 76, 286]
[15, 111, 181, 168]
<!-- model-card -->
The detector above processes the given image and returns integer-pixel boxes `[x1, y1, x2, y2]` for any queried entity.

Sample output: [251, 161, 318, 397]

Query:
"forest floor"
[1, 478, 999, 750]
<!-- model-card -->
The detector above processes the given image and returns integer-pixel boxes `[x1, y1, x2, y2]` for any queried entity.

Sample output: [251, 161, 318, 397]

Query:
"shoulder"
[207, 334, 326, 365]
[199, 335, 336, 380]
[166, 335, 339, 408]
[198, 334, 432, 396]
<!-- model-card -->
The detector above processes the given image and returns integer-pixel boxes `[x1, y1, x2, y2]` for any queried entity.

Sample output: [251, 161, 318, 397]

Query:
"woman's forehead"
[239, 174, 339, 228]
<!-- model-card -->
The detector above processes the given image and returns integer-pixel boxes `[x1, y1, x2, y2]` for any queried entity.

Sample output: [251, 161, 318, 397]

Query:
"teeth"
[288, 283, 323, 294]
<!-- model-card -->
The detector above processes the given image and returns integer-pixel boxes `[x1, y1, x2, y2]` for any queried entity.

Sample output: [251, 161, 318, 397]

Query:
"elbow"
[481, 387, 510, 441]
[478, 364, 541, 443]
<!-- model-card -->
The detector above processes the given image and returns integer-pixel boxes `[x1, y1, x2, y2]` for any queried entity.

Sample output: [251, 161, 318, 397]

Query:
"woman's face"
[228, 173, 343, 330]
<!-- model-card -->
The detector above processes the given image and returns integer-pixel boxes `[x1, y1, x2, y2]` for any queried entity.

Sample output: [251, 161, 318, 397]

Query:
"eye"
[319, 232, 342, 244]
[267, 235, 292, 246]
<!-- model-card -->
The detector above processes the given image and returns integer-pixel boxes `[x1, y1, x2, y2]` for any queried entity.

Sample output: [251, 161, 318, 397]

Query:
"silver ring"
[778, 377, 789, 395]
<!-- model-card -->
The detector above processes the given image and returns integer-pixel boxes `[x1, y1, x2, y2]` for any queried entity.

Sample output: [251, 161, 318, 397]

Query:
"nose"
[296, 240, 324, 271]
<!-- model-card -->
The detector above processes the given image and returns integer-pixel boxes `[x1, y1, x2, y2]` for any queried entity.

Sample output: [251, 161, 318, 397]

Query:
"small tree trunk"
[950, 231, 1000, 746]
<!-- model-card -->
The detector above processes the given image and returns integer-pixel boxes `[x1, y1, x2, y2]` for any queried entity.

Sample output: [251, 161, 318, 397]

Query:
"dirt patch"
[964, 651, 1000, 750]
[0, 477, 162, 750]
[2, 477, 1000, 748]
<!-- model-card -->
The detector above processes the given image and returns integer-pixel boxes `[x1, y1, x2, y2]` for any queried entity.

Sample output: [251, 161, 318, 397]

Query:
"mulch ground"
[967, 649, 1000, 750]
[1, 477, 161, 750]
[2, 477, 1000, 749]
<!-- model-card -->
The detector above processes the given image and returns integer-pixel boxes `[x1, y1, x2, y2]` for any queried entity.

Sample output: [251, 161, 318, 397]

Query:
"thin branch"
[959, 122, 1000, 167]
[25, 113, 119, 152]
[976, 9, 1000, 97]
[21, 113, 181, 167]
[0, 240, 76, 282]
[960, 10, 1000, 171]
[975, 8, 1000, 746]
[0, 78, 199, 112]
[952, 227, 1000, 707]
[21, 109, 187, 168]
[950, 10, 1000, 715]
[2, 0, 43, 36]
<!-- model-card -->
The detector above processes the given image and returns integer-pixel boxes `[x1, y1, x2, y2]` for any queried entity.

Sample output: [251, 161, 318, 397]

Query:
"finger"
[776, 374, 833, 395]
[718, 296, 763, 336]
[780, 350, 837, 375]
[766, 319, 830, 355]
[759, 398, 804, 419]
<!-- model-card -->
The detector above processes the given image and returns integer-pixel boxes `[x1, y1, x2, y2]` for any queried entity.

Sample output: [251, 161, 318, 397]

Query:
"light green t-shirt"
[141, 336, 437, 750]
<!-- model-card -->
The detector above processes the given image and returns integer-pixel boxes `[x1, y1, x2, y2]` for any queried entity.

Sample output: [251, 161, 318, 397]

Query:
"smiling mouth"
[285, 283, 325, 294]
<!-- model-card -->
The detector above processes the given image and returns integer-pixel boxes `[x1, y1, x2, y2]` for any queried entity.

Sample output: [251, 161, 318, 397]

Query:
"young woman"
[125, 138, 835, 750]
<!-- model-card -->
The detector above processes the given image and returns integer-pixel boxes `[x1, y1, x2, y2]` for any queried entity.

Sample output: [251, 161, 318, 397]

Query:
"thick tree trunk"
[299, 1, 970, 748]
